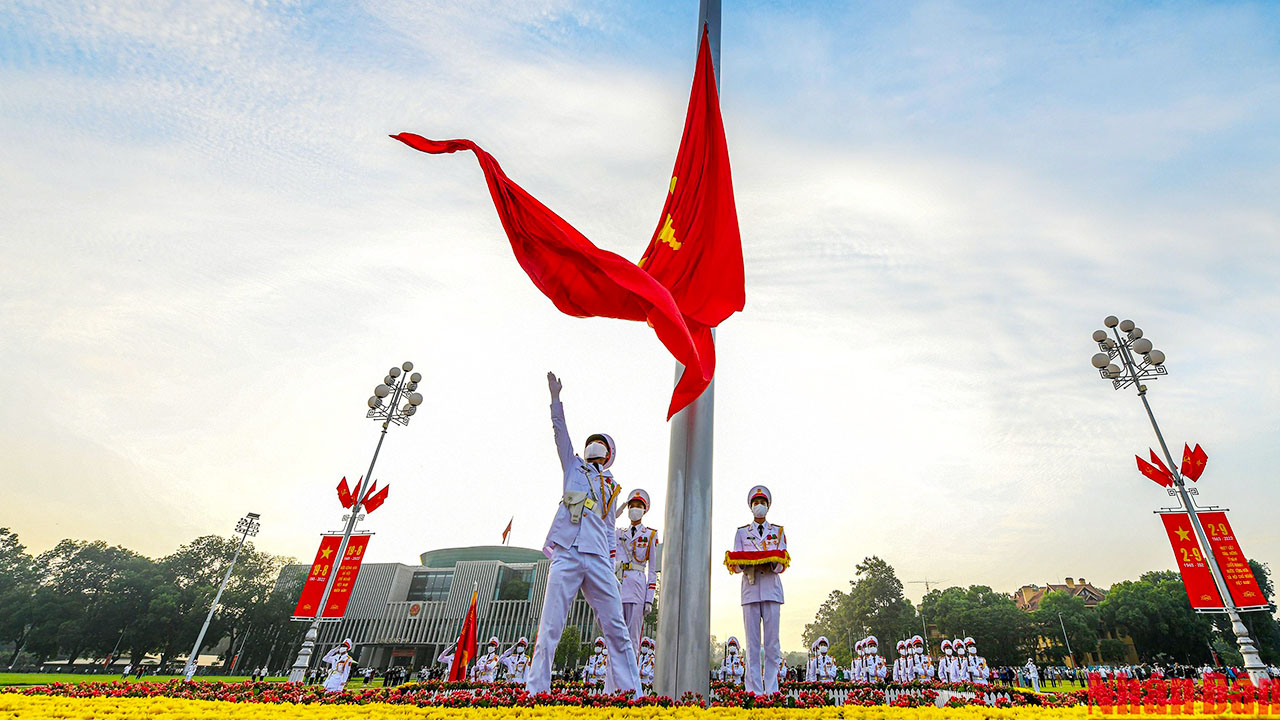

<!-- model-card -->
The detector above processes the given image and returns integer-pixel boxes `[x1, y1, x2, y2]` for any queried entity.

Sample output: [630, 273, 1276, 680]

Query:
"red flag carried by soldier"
[449, 587, 480, 681]
[639, 26, 746, 416]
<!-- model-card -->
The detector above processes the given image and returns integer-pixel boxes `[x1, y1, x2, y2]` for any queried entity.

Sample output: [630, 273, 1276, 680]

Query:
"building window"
[407, 571, 452, 602]
[494, 566, 533, 602]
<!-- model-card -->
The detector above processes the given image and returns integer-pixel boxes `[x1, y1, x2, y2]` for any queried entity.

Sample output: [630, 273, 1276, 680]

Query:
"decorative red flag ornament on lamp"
[449, 587, 480, 681]
[1136, 455, 1173, 488]
[1160, 514, 1222, 609]
[1181, 443, 1208, 481]
[336, 477, 355, 509]
[638, 25, 746, 414]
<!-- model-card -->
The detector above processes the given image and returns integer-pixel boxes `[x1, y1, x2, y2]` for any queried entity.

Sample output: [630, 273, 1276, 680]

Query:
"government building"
[290, 545, 654, 671]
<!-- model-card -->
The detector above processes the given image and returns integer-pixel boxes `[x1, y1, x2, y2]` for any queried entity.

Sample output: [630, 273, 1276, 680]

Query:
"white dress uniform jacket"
[543, 401, 620, 559]
[475, 650, 502, 683]
[499, 644, 530, 684]
[638, 650, 655, 688]
[731, 522, 786, 604]
[718, 653, 745, 684]
[969, 655, 989, 685]
[812, 654, 838, 683]
[868, 655, 887, 682]
[616, 524, 658, 605]
[321, 647, 354, 693]
[584, 652, 608, 685]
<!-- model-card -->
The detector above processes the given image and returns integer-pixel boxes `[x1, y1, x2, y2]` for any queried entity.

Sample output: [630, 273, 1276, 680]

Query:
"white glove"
[644, 602, 653, 614]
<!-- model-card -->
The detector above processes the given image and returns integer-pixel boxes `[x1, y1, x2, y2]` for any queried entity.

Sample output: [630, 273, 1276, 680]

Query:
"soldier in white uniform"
[805, 640, 818, 681]
[321, 639, 355, 693]
[526, 373, 640, 696]
[937, 639, 956, 682]
[637, 637, 655, 694]
[726, 485, 787, 696]
[811, 636, 838, 683]
[717, 637, 745, 685]
[583, 637, 608, 686]
[498, 637, 530, 685]
[911, 636, 932, 680]
[965, 637, 989, 685]
[855, 638, 869, 682]
[475, 637, 502, 683]
[867, 636, 887, 682]
[777, 657, 788, 686]
[616, 488, 658, 658]
[952, 638, 968, 683]
[892, 640, 908, 683]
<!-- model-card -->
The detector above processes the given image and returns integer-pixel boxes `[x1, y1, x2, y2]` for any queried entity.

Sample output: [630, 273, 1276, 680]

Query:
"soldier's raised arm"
[547, 372, 576, 476]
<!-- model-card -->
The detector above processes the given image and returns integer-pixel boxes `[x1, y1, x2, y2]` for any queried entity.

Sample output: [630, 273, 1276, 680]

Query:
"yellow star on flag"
[1175, 527, 1191, 542]
[320, 546, 334, 559]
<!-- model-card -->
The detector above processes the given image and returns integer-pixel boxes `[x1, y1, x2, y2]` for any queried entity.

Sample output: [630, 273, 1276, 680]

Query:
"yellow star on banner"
[1175, 527, 1191, 542]
[320, 546, 334, 559]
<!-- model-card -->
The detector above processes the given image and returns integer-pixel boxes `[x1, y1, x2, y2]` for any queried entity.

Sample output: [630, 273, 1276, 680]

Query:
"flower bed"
[0, 678, 1098, 709]
[0, 694, 1095, 719]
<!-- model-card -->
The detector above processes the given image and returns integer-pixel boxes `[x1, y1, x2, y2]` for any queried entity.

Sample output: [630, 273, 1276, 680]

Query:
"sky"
[2, 0, 1279, 653]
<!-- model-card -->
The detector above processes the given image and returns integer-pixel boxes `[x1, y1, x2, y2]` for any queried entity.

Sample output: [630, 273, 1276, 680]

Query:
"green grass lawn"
[1015, 680, 1087, 693]
[0, 673, 289, 687]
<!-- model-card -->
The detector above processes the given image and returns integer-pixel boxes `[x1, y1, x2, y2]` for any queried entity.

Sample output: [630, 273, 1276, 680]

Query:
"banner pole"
[655, 1, 720, 702]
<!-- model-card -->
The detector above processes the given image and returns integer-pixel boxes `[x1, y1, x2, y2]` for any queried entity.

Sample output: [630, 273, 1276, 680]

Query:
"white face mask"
[870, 647, 877, 655]
[819, 646, 828, 655]
[594, 647, 603, 654]
[585, 441, 608, 462]
[516, 646, 525, 654]
[945, 648, 953, 655]
[488, 645, 497, 654]
[751, 503, 768, 519]
[628, 507, 644, 522]
[728, 647, 737, 655]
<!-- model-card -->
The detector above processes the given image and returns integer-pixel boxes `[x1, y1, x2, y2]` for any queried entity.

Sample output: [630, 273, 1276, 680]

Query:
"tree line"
[804, 556, 1280, 668]
[0, 528, 304, 671]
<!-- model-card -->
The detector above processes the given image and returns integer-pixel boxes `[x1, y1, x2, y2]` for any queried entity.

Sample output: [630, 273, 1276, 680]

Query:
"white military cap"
[626, 489, 651, 510]
[747, 485, 771, 507]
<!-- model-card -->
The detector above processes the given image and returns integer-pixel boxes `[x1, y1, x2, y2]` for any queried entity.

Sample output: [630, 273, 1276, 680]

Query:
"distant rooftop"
[419, 546, 544, 568]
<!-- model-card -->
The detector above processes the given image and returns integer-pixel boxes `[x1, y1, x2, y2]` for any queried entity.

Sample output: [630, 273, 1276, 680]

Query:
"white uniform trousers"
[527, 546, 639, 695]
[742, 601, 781, 695]
[622, 602, 644, 658]
[604, 602, 645, 694]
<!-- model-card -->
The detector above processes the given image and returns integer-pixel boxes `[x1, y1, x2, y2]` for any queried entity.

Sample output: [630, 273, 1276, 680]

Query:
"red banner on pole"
[1196, 512, 1265, 608]
[293, 535, 342, 617]
[292, 535, 373, 619]
[1160, 514, 1223, 610]
[323, 535, 371, 618]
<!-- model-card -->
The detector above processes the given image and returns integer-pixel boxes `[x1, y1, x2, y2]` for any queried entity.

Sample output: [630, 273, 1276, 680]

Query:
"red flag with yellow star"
[639, 25, 745, 416]
[1181, 443, 1208, 481]
[392, 134, 708, 418]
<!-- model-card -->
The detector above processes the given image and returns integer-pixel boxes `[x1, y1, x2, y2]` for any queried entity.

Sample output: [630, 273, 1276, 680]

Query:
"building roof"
[419, 546, 544, 568]
[1014, 577, 1107, 611]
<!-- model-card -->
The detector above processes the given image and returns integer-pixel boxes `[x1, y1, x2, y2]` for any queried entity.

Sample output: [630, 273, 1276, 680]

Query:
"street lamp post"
[183, 512, 261, 681]
[287, 362, 422, 683]
[1089, 316, 1267, 684]
[1056, 612, 1073, 667]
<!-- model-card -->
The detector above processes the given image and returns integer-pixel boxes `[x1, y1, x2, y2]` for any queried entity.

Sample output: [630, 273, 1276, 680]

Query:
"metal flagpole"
[655, 0, 720, 702]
